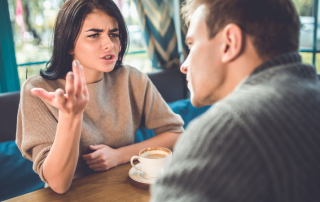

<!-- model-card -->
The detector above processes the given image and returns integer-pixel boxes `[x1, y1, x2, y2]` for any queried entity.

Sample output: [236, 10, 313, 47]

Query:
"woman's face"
[72, 10, 120, 82]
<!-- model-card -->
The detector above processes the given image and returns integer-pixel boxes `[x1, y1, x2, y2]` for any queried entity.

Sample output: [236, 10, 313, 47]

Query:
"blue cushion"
[134, 99, 212, 143]
[0, 141, 44, 201]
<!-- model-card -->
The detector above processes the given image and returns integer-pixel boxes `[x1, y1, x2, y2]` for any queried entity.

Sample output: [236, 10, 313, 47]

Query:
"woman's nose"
[180, 56, 189, 74]
[102, 36, 114, 50]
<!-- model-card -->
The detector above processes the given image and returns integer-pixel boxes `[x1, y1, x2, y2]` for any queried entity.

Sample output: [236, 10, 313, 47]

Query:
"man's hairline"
[184, 4, 215, 45]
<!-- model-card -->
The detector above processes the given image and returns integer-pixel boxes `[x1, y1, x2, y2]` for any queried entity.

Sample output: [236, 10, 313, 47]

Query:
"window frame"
[300, 0, 319, 67]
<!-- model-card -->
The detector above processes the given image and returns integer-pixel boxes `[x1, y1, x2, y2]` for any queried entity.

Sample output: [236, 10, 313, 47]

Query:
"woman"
[16, 0, 184, 194]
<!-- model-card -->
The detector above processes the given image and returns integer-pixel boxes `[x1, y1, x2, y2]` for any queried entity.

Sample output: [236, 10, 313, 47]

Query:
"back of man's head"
[182, 0, 300, 60]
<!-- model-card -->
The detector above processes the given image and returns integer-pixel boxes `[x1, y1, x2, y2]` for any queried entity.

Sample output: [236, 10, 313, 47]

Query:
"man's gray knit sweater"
[150, 52, 320, 202]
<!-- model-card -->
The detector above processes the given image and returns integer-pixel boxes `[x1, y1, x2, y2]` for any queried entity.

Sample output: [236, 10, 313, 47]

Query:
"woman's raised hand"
[31, 60, 89, 116]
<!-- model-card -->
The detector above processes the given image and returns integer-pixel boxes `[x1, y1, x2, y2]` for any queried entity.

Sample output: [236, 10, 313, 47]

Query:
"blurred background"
[7, 0, 152, 85]
[4, 0, 320, 87]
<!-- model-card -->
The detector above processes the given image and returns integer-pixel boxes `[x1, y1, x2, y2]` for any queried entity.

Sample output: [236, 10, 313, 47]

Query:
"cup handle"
[130, 155, 142, 171]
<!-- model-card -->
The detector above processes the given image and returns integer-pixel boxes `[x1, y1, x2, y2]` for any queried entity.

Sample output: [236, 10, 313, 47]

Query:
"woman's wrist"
[116, 147, 131, 165]
[56, 111, 84, 140]
[59, 110, 84, 119]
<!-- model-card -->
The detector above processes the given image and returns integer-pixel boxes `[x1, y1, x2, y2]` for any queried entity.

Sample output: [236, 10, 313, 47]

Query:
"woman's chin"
[100, 64, 116, 73]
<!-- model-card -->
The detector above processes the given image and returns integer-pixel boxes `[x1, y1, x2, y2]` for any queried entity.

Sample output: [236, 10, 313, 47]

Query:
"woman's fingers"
[65, 72, 75, 103]
[31, 88, 55, 103]
[88, 163, 103, 169]
[86, 158, 102, 165]
[82, 150, 100, 161]
[33, 60, 88, 115]
[89, 163, 108, 171]
[55, 88, 65, 105]
[79, 63, 88, 97]
[93, 167, 108, 172]
[72, 60, 82, 97]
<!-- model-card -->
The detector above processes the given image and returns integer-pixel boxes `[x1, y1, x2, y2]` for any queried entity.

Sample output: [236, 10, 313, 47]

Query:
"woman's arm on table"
[82, 131, 181, 171]
[32, 61, 88, 194]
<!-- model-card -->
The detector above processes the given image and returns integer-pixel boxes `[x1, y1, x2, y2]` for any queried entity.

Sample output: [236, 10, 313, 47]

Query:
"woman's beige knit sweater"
[16, 66, 184, 182]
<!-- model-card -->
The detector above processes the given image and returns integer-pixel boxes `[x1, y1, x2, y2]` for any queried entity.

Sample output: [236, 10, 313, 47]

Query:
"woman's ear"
[69, 46, 75, 55]
[221, 24, 243, 63]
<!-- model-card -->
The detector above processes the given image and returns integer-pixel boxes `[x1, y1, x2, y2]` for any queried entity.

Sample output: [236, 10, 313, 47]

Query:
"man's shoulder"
[186, 70, 320, 137]
[182, 104, 241, 143]
[208, 68, 320, 138]
[228, 69, 320, 114]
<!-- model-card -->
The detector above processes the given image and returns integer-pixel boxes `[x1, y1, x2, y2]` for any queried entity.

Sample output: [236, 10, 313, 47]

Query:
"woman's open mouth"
[101, 54, 116, 63]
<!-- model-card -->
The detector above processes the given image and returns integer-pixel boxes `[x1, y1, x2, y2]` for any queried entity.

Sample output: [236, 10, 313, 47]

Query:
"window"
[115, 0, 152, 73]
[292, 0, 320, 72]
[8, 0, 152, 86]
[8, 0, 319, 88]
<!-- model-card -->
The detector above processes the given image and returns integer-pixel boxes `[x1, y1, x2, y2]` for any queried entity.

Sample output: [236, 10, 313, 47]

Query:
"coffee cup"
[130, 147, 172, 178]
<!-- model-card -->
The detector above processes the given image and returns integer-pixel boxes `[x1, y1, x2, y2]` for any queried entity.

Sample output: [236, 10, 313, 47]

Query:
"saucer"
[128, 163, 155, 184]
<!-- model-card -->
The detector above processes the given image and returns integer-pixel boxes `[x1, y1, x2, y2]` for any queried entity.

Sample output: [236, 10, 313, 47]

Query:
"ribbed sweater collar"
[252, 51, 302, 75]
[230, 52, 304, 96]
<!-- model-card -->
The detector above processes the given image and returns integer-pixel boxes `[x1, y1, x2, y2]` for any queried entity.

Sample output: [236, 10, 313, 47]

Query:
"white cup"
[130, 147, 172, 178]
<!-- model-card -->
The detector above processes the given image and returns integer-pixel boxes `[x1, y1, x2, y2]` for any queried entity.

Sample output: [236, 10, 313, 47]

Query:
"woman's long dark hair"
[40, 0, 128, 80]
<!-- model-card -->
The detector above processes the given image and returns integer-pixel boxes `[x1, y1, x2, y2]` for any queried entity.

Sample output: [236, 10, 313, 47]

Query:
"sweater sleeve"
[15, 78, 58, 183]
[150, 105, 270, 202]
[139, 73, 184, 135]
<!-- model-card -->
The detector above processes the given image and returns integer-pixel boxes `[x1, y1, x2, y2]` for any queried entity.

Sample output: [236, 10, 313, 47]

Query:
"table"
[6, 163, 150, 202]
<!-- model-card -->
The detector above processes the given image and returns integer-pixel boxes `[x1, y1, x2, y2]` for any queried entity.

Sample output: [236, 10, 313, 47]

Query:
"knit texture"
[16, 65, 184, 183]
[151, 52, 320, 202]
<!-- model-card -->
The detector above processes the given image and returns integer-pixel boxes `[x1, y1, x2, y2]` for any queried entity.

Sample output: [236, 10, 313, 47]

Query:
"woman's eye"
[88, 34, 99, 38]
[110, 34, 119, 38]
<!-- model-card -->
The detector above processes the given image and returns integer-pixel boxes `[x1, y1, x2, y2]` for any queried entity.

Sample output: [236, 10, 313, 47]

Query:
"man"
[150, 0, 320, 201]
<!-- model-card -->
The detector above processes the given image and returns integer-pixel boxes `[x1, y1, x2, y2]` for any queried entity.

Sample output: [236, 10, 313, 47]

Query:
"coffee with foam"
[131, 147, 172, 178]
[141, 150, 169, 159]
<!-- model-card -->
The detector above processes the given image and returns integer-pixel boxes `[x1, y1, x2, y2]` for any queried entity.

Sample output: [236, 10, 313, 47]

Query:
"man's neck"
[217, 49, 264, 100]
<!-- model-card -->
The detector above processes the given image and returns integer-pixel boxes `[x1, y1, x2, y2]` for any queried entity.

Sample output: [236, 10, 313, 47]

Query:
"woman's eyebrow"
[109, 28, 119, 33]
[85, 28, 103, 32]
[85, 28, 119, 32]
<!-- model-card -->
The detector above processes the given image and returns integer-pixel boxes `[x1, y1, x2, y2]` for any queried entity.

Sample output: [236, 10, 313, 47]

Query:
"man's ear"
[220, 24, 244, 63]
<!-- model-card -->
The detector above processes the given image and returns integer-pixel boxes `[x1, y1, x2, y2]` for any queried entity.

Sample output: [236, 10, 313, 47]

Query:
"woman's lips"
[101, 53, 116, 64]
[101, 57, 116, 64]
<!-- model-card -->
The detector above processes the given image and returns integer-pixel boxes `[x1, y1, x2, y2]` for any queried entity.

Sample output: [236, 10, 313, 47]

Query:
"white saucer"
[128, 163, 155, 184]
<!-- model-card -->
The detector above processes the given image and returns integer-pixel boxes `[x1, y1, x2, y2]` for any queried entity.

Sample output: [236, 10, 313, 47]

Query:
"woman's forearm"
[31, 61, 88, 194]
[117, 132, 181, 165]
[42, 113, 83, 194]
